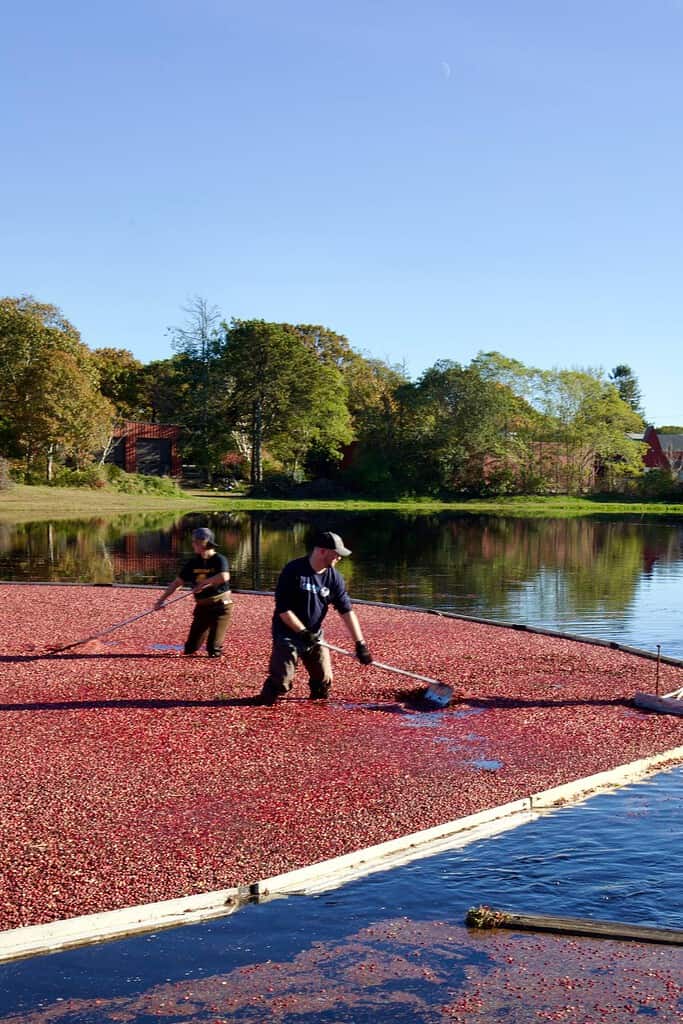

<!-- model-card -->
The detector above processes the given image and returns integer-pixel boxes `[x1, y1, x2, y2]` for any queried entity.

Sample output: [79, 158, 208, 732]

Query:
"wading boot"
[309, 680, 331, 700]
[259, 677, 285, 706]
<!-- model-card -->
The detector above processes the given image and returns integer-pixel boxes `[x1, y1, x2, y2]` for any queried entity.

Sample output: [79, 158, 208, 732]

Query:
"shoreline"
[1, 483, 682, 523]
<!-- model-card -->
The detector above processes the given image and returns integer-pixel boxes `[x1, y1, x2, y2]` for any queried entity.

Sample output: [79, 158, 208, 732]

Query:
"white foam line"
[2, 746, 681, 963]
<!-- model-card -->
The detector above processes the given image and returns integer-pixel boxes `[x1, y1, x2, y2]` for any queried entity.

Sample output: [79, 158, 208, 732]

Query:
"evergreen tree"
[609, 364, 644, 418]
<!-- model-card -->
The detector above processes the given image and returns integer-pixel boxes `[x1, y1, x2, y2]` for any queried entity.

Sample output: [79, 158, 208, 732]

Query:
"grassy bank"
[0, 485, 200, 522]
[1, 484, 681, 522]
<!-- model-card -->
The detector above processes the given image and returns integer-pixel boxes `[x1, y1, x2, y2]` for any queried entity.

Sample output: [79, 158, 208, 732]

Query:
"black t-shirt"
[272, 556, 352, 638]
[179, 552, 230, 601]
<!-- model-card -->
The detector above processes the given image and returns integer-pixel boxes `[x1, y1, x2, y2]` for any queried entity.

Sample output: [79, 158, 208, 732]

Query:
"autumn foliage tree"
[91, 347, 145, 419]
[0, 297, 114, 480]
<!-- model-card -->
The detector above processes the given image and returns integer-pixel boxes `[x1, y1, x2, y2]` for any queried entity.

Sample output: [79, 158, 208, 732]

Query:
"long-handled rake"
[320, 641, 455, 707]
[47, 589, 194, 654]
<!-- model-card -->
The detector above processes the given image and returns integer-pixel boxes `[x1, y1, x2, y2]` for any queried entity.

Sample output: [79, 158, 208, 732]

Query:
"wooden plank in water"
[633, 692, 683, 716]
[465, 906, 683, 946]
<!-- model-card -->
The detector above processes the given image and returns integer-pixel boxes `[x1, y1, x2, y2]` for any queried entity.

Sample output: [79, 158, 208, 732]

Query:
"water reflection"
[0, 511, 682, 656]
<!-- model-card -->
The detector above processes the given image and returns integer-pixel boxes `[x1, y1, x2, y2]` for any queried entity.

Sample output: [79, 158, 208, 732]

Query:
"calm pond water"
[1, 767, 681, 1023]
[1, 510, 682, 658]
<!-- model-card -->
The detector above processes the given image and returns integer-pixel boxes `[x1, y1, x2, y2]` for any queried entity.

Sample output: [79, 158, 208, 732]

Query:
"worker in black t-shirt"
[154, 527, 233, 658]
[258, 531, 373, 705]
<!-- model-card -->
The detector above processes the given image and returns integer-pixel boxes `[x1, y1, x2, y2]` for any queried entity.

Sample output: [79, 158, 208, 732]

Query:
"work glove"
[297, 629, 321, 654]
[355, 641, 373, 665]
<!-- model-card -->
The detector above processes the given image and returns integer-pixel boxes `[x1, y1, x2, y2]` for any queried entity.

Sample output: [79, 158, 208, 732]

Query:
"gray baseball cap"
[313, 531, 351, 557]
[191, 527, 215, 545]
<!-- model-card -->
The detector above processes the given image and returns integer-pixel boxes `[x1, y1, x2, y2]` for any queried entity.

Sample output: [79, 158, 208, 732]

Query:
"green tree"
[332, 355, 410, 495]
[282, 323, 406, 444]
[412, 360, 529, 494]
[167, 297, 225, 481]
[282, 323, 407, 437]
[472, 351, 537, 400]
[282, 323, 357, 370]
[341, 359, 532, 497]
[472, 352, 646, 493]
[609, 364, 644, 418]
[269, 360, 352, 478]
[221, 320, 352, 485]
[538, 369, 645, 492]
[137, 355, 191, 424]
[0, 297, 114, 480]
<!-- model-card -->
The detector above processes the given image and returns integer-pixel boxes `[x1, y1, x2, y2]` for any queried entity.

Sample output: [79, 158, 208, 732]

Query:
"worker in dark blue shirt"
[259, 531, 372, 704]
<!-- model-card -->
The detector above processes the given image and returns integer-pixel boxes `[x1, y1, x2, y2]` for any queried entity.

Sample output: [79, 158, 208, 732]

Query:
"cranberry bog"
[1, 583, 683, 938]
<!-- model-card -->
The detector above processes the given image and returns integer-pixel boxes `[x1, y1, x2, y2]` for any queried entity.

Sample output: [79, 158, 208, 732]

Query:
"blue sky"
[2, 0, 682, 423]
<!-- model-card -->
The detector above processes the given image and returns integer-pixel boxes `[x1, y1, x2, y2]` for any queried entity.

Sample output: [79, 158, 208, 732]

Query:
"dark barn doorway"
[135, 438, 172, 476]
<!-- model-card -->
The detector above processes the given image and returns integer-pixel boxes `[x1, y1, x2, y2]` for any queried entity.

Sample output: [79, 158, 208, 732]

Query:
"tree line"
[0, 293, 666, 497]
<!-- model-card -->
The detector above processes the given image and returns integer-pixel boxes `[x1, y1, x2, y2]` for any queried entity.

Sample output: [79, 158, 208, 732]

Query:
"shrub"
[52, 465, 108, 489]
[248, 472, 297, 498]
[16, 468, 45, 485]
[637, 469, 681, 500]
[103, 464, 126, 486]
[23, 462, 183, 495]
[220, 451, 249, 480]
[104, 465, 182, 495]
[136, 474, 182, 496]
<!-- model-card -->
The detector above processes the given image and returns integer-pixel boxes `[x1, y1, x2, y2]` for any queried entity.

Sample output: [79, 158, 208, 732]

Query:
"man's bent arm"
[194, 570, 230, 592]
[278, 610, 307, 633]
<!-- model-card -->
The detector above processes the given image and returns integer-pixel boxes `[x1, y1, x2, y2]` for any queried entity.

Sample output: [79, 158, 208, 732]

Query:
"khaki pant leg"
[207, 601, 232, 655]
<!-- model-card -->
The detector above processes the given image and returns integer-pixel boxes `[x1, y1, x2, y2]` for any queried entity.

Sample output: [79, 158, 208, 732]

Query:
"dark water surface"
[1, 510, 682, 657]
[0, 768, 681, 1023]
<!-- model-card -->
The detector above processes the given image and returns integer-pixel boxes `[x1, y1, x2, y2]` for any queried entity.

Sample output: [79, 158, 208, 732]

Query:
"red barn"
[640, 426, 683, 481]
[106, 421, 182, 477]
